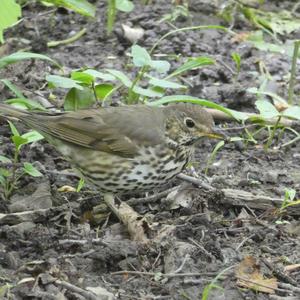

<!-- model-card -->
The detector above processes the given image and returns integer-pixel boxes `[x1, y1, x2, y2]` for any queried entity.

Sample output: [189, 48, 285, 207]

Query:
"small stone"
[8, 182, 52, 213]
[263, 170, 279, 184]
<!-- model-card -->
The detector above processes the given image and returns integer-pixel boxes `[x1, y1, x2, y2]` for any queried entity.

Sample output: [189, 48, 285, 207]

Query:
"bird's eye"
[185, 118, 195, 128]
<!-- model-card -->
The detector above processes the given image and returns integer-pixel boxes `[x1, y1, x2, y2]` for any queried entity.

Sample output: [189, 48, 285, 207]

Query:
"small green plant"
[244, 39, 300, 150]
[0, 121, 43, 199]
[0, 51, 59, 110]
[160, 1, 190, 23]
[231, 52, 241, 82]
[106, 0, 134, 35]
[202, 265, 234, 300]
[45, 44, 216, 108]
[0, 0, 21, 44]
[0, 0, 95, 44]
[280, 188, 300, 212]
[40, 0, 95, 17]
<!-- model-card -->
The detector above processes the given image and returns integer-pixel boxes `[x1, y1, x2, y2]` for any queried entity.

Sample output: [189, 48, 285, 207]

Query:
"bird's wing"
[25, 106, 166, 158]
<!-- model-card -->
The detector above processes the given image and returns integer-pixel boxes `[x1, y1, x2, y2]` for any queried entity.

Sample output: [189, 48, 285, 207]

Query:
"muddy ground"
[0, 1, 300, 299]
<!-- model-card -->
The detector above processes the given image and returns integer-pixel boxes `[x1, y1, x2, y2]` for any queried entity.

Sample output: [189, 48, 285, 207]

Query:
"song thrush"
[0, 103, 224, 194]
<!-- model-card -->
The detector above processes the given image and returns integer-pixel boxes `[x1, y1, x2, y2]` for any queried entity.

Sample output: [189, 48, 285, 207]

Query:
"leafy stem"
[264, 115, 281, 151]
[127, 65, 149, 103]
[287, 40, 300, 105]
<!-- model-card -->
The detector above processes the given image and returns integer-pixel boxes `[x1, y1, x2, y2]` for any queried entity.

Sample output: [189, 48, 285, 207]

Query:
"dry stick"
[54, 280, 99, 300]
[127, 186, 178, 205]
[188, 237, 215, 261]
[177, 173, 300, 216]
[278, 282, 300, 294]
[236, 276, 286, 294]
[111, 270, 218, 278]
[103, 193, 148, 242]
[262, 258, 298, 287]
[177, 173, 214, 190]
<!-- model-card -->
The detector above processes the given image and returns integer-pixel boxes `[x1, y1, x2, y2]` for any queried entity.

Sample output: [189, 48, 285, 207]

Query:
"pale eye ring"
[184, 117, 195, 128]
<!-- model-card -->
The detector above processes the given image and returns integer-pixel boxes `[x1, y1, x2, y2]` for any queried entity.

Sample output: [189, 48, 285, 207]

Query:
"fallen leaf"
[236, 256, 278, 294]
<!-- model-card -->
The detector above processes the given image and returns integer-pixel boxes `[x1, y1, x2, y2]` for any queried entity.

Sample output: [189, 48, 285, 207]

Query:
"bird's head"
[163, 103, 225, 146]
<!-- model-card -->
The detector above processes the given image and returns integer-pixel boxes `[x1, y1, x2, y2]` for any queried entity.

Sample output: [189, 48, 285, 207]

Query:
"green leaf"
[150, 60, 170, 73]
[0, 0, 21, 44]
[5, 98, 46, 110]
[285, 188, 296, 202]
[106, 69, 132, 87]
[255, 99, 279, 118]
[12, 135, 28, 150]
[205, 140, 225, 175]
[147, 75, 186, 89]
[0, 155, 12, 163]
[71, 71, 95, 85]
[23, 162, 42, 177]
[116, 0, 134, 12]
[76, 177, 85, 192]
[64, 86, 95, 110]
[246, 31, 288, 54]
[8, 120, 20, 136]
[131, 45, 152, 67]
[22, 131, 44, 143]
[83, 69, 115, 81]
[0, 51, 58, 69]
[154, 272, 163, 282]
[247, 87, 287, 105]
[94, 84, 114, 100]
[0, 79, 24, 98]
[168, 57, 215, 78]
[0, 168, 11, 177]
[40, 0, 95, 17]
[133, 86, 163, 98]
[231, 52, 241, 73]
[0, 174, 5, 186]
[46, 75, 84, 90]
[282, 106, 300, 120]
[148, 95, 248, 121]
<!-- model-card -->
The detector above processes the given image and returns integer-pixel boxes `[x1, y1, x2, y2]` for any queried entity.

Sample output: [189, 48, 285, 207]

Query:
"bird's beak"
[203, 128, 228, 140]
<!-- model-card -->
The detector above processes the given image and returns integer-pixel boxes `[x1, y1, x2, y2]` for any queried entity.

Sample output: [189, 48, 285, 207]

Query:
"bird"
[0, 102, 224, 194]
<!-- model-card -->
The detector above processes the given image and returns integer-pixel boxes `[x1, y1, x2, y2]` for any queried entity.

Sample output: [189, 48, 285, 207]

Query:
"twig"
[58, 238, 108, 247]
[111, 270, 217, 278]
[173, 254, 188, 274]
[103, 193, 148, 242]
[188, 238, 215, 261]
[235, 234, 255, 251]
[177, 173, 214, 190]
[262, 258, 298, 286]
[278, 282, 300, 294]
[54, 280, 99, 300]
[127, 187, 178, 205]
[236, 276, 286, 294]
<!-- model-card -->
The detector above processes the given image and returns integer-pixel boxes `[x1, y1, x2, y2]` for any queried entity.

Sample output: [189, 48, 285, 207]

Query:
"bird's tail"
[0, 103, 30, 120]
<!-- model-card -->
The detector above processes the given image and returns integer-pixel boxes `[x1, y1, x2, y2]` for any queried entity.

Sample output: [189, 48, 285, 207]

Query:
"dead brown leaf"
[236, 256, 278, 294]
